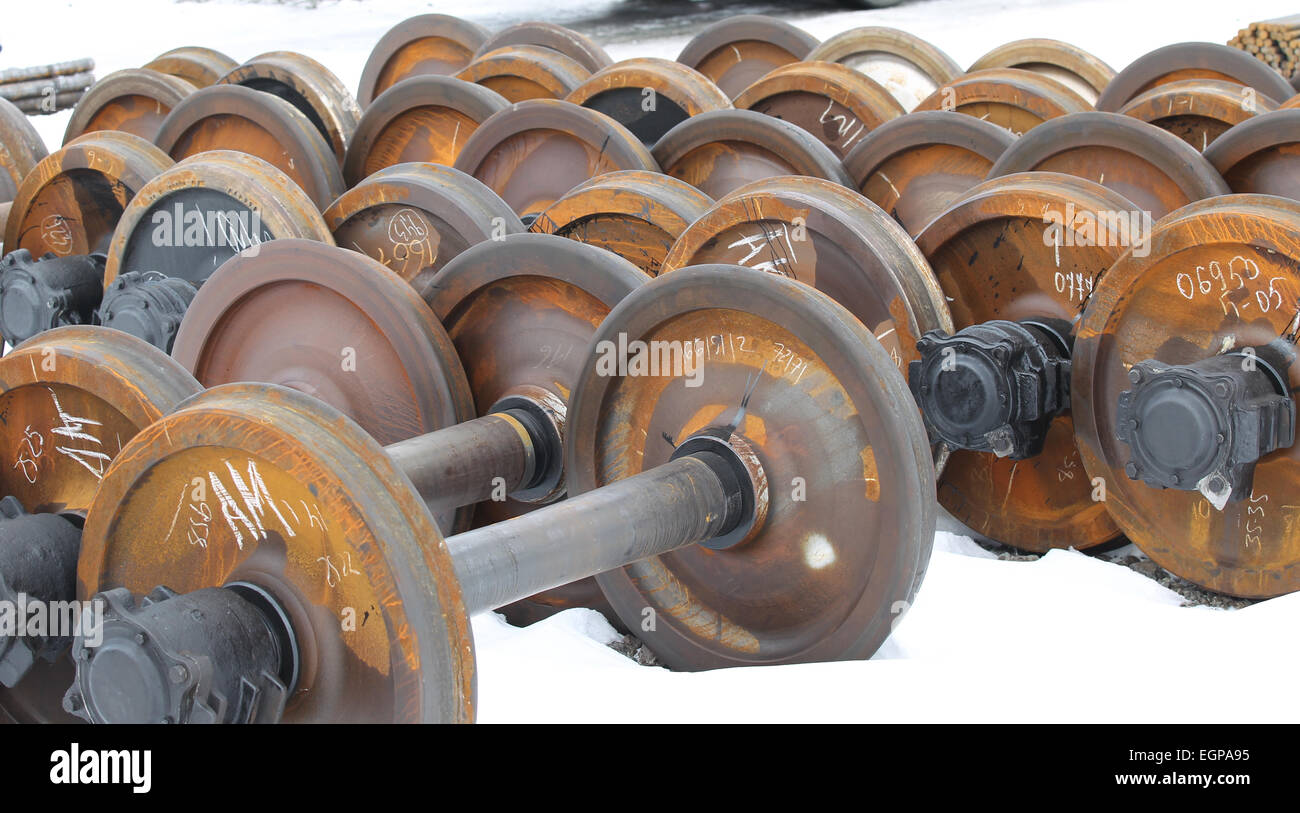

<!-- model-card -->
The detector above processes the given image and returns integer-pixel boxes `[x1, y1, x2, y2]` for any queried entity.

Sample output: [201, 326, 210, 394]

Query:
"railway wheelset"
[0, 13, 1296, 723]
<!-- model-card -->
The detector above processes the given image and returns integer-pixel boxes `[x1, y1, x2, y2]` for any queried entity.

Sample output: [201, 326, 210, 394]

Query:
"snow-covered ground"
[477, 535, 1300, 723]
[5, 0, 1300, 722]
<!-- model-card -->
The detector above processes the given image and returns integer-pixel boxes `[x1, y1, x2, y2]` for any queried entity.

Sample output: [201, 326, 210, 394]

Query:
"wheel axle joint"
[1116, 340, 1296, 508]
[0, 250, 105, 348]
[0, 496, 82, 688]
[908, 318, 1074, 459]
[64, 582, 298, 724]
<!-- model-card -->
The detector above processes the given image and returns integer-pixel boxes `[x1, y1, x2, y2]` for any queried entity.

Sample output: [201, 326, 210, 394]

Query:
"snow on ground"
[476, 542, 1300, 723]
[5, 0, 1300, 721]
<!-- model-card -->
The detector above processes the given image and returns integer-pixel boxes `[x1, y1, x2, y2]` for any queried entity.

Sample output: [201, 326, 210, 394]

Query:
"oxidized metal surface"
[530, 169, 713, 276]
[474, 21, 612, 74]
[0, 325, 201, 524]
[652, 108, 852, 200]
[325, 162, 524, 295]
[218, 51, 362, 166]
[425, 233, 649, 619]
[805, 26, 963, 112]
[968, 38, 1115, 105]
[1096, 41, 1295, 113]
[915, 172, 1149, 551]
[452, 99, 657, 220]
[143, 47, 239, 90]
[342, 76, 509, 186]
[357, 13, 491, 108]
[0, 98, 47, 204]
[152, 83, 345, 210]
[1073, 194, 1300, 597]
[0, 327, 201, 724]
[455, 45, 592, 103]
[103, 150, 333, 288]
[843, 110, 1015, 237]
[1202, 109, 1300, 199]
[988, 111, 1230, 219]
[77, 382, 476, 722]
[913, 68, 1091, 135]
[62, 69, 196, 145]
[662, 175, 952, 378]
[4, 131, 172, 258]
[171, 238, 476, 535]
[1119, 79, 1276, 151]
[566, 58, 730, 147]
[566, 264, 935, 669]
[732, 60, 905, 159]
[675, 14, 819, 99]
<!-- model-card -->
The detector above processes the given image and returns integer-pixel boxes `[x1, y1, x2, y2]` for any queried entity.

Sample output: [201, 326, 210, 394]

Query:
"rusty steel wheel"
[843, 110, 1015, 238]
[913, 68, 1091, 135]
[805, 26, 962, 112]
[0, 327, 202, 723]
[475, 21, 611, 74]
[324, 162, 524, 296]
[143, 47, 239, 90]
[103, 150, 333, 289]
[530, 170, 712, 276]
[4, 131, 172, 260]
[0, 326, 202, 535]
[152, 84, 345, 210]
[1072, 194, 1300, 597]
[968, 38, 1115, 105]
[62, 69, 197, 145]
[0, 98, 46, 204]
[652, 108, 851, 200]
[1202, 109, 1300, 199]
[171, 239, 475, 531]
[217, 51, 362, 166]
[566, 265, 936, 669]
[1282, 94, 1300, 109]
[675, 14, 819, 99]
[77, 382, 476, 722]
[914, 172, 1152, 551]
[452, 99, 657, 222]
[732, 60, 905, 160]
[1096, 41, 1295, 113]
[1119, 79, 1278, 152]
[987, 111, 1230, 219]
[661, 175, 951, 380]
[425, 233, 649, 622]
[342, 76, 509, 187]
[455, 46, 592, 103]
[565, 58, 730, 147]
[357, 13, 491, 108]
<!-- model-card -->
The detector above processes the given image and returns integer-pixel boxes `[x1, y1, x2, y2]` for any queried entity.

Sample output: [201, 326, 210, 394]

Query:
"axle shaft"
[447, 453, 738, 616]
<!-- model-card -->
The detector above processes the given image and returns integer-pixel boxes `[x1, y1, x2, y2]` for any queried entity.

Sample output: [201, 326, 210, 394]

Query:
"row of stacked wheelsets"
[0, 14, 1296, 723]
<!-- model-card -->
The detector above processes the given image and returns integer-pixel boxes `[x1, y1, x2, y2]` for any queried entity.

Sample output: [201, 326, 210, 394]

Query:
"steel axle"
[65, 420, 765, 723]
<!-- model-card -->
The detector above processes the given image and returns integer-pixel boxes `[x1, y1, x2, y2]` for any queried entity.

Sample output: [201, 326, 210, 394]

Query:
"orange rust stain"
[861, 445, 880, 502]
[678, 403, 768, 446]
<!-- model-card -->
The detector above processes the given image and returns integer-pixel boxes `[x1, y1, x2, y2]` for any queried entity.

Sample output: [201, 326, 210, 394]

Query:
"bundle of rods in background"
[1230, 14, 1300, 81]
[0, 58, 94, 115]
